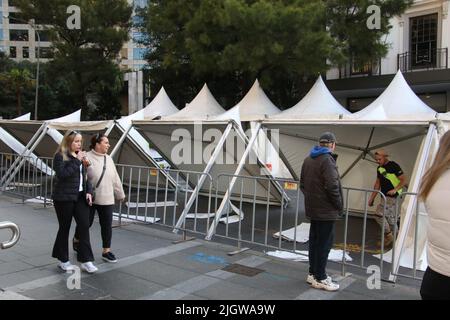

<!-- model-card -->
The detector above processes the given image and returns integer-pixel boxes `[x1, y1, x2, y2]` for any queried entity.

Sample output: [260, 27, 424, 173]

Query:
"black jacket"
[52, 152, 93, 202]
[300, 147, 343, 221]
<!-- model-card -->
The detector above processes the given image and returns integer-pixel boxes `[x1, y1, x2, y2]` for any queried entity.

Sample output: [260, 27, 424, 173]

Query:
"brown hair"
[55, 130, 82, 161]
[90, 133, 106, 150]
[419, 131, 450, 200]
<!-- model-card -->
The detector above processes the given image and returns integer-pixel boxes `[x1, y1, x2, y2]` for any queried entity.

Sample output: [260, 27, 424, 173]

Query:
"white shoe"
[312, 276, 339, 291]
[80, 261, 98, 274]
[58, 261, 75, 272]
[306, 274, 314, 285]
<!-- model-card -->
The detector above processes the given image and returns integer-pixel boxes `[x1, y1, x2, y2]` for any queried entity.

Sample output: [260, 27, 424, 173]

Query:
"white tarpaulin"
[273, 223, 310, 243]
[270, 76, 350, 120]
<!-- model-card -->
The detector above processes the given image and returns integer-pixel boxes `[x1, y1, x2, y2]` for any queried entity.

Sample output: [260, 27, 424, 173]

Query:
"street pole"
[31, 20, 40, 121]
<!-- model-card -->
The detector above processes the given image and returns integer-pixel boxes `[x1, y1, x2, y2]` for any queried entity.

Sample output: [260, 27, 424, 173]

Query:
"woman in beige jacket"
[419, 130, 450, 300]
[73, 133, 125, 263]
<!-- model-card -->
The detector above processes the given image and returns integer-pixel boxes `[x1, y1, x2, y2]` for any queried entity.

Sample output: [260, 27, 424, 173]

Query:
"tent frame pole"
[205, 122, 262, 240]
[172, 122, 234, 233]
[109, 121, 179, 189]
[388, 124, 436, 282]
[1, 123, 49, 190]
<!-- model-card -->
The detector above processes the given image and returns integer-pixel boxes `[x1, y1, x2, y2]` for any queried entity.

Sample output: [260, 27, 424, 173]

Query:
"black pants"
[308, 220, 335, 281]
[52, 192, 94, 263]
[75, 204, 113, 249]
[420, 267, 450, 300]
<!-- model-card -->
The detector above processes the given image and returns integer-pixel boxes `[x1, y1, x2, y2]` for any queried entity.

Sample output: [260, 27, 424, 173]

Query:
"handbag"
[92, 156, 107, 202]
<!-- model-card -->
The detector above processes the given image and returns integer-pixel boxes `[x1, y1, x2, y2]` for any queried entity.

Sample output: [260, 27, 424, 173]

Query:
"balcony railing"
[338, 58, 381, 79]
[398, 48, 448, 72]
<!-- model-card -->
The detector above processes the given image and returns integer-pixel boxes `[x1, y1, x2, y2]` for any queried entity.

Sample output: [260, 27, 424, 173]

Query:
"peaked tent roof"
[142, 87, 179, 120]
[347, 70, 436, 121]
[270, 76, 350, 120]
[164, 84, 225, 120]
[224, 79, 281, 121]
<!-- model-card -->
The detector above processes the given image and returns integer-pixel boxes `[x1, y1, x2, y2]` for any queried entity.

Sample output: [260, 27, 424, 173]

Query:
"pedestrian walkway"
[0, 194, 420, 300]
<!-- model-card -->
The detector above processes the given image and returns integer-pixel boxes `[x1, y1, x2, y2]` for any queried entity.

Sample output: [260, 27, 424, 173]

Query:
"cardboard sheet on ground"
[273, 223, 310, 243]
[266, 249, 352, 262]
[125, 201, 177, 208]
[373, 246, 427, 271]
[113, 213, 160, 224]
[24, 196, 53, 205]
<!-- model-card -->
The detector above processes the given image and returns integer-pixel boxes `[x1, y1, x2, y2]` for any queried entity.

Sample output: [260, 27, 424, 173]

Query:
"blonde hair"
[55, 130, 82, 161]
[419, 131, 450, 200]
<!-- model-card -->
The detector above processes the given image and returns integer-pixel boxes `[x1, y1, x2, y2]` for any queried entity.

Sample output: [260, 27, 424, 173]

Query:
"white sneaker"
[312, 276, 339, 291]
[80, 261, 98, 274]
[58, 261, 75, 272]
[306, 274, 314, 285]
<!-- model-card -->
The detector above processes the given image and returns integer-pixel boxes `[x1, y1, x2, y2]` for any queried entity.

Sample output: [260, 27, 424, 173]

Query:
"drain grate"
[222, 264, 264, 277]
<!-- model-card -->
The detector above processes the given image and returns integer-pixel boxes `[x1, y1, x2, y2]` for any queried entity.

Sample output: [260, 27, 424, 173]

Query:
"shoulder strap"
[96, 156, 107, 188]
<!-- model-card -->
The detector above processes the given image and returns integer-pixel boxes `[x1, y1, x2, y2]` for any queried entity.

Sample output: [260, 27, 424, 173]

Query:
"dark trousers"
[308, 220, 335, 281]
[420, 267, 450, 300]
[75, 204, 113, 249]
[52, 192, 94, 263]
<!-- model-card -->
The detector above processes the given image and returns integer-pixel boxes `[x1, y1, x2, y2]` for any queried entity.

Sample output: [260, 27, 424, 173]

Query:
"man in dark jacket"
[300, 132, 343, 291]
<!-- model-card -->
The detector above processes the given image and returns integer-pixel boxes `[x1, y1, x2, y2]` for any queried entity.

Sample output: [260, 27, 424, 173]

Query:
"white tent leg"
[109, 122, 132, 160]
[172, 122, 234, 233]
[111, 122, 179, 188]
[205, 123, 262, 240]
[1, 123, 49, 190]
[388, 124, 436, 282]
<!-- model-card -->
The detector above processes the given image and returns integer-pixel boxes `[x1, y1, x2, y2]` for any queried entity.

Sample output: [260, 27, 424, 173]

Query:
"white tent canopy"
[347, 70, 437, 121]
[0, 114, 53, 177]
[270, 76, 350, 120]
[225, 79, 281, 121]
[164, 84, 225, 120]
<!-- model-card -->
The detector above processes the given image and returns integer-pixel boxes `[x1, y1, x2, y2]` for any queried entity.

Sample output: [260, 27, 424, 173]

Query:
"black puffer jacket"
[300, 146, 343, 221]
[52, 152, 93, 202]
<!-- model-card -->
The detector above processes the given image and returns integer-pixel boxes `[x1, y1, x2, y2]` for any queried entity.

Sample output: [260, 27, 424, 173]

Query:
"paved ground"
[0, 194, 421, 300]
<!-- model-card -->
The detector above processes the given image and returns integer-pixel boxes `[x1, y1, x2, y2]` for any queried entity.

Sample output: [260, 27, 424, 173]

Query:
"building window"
[8, 12, 26, 24]
[9, 46, 16, 58]
[0, 29, 3, 41]
[36, 30, 51, 42]
[9, 29, 29, 41]
[36, 47, 53, 59]
[133, 47, 146, 60]
[410, 13, 438, 69]
[134, 0, 148, 9]
[22, 46, 29, 58]
[132, 32, 145, 43]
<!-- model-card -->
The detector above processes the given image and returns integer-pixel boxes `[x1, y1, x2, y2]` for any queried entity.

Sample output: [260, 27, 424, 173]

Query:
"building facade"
[326, 0, 450, 113]
[0, 0, 149, 114]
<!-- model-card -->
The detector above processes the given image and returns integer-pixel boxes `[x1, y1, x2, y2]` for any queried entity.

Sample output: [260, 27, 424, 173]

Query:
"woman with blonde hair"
[73, 133, 125, 263]
[51, 130, 98, 273]
[418, 130, 450, 300]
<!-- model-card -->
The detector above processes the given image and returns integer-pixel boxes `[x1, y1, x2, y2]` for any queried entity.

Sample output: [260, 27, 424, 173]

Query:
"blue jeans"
[308, 220, 335, 281]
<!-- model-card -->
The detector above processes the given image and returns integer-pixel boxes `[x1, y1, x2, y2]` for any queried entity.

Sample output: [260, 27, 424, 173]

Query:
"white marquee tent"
[262, 70, 438, 280]
[132, 83, 289, 239]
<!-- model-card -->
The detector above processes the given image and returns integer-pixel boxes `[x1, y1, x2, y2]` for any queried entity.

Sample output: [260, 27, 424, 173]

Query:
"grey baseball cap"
[319, 132, 337, 143]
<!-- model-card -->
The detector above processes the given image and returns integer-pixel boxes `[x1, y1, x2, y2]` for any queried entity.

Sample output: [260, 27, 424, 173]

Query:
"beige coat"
[424, 169, 450, 277]
[87, 150, 125, 206]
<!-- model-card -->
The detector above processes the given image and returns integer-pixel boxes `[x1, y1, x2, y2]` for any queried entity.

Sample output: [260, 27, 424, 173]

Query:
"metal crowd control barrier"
[114, 164, 214, 241]
[0, 221, 21, 249]
[0, 153, 54, 207]
[0, 154, 425, 283]
[210, 174, 303, 255]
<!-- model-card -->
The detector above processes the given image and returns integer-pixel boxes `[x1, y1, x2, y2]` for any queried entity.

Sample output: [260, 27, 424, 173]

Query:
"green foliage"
[137, 0, 411, 108]
[14, 0, 133, 119]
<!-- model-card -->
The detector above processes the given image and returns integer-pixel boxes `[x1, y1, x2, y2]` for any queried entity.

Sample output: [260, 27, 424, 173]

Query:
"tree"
[0, 68, 35, 116]
[137, 0, 411, 108]
[14, 0, 133, 119]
